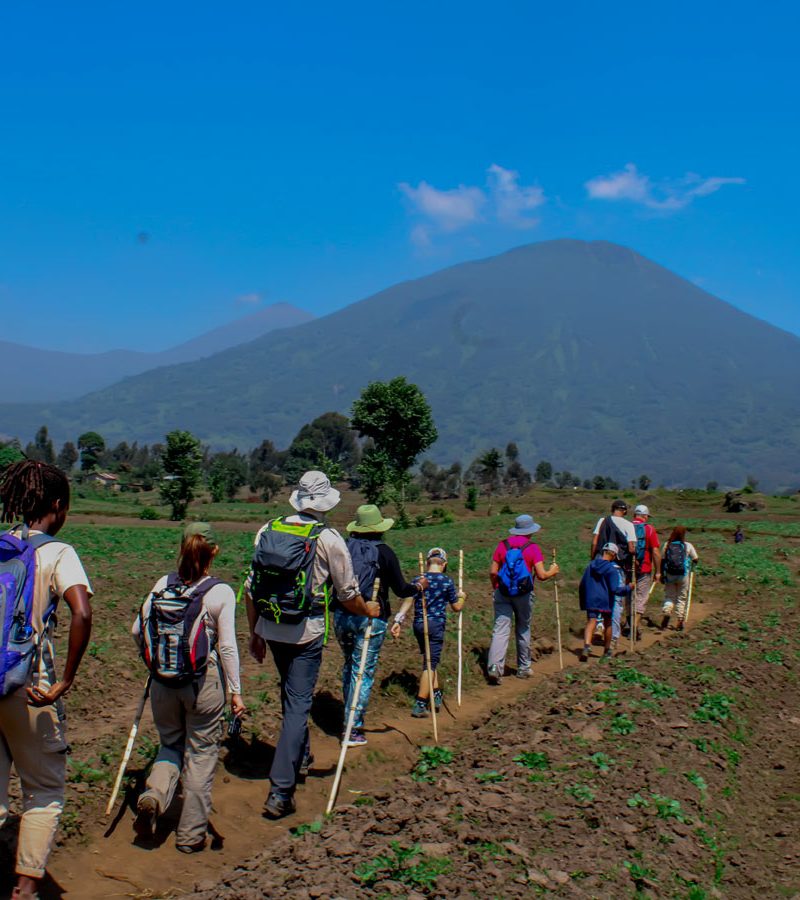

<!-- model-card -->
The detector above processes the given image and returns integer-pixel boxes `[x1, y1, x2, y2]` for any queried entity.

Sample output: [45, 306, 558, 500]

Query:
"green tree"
[475, 448, 504, 503]
[249, 439, 285, 501]
[465, 484, 479, 511]
[26, 426, 55, 464]
[77, 431, 106, 472]
[0, 442, 25, 472]
[207, 451, 248, 502]
[159, 430, 203, 520]
[535, 460, 553, 483]
[638, 474, 651, 491]
[57, 441, 79, 472]
[351, 377, 437, 525]
[706, 480, 719, 493]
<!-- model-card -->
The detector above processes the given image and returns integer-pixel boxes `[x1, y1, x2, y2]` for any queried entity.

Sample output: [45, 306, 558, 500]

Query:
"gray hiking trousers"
[487, 590, 533, 673]
[140, 663, 225, 846]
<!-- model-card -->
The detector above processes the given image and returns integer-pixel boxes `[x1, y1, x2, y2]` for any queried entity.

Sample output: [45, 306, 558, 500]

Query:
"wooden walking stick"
[684, 568, 696, 626]
[326, 578, 381, 814]
[418, 552, 439, 743]
[630, 562, 638, 653]
[552, 549, 564, 670]
[457, 549, 464, 707]
[105, 675, 152, 817]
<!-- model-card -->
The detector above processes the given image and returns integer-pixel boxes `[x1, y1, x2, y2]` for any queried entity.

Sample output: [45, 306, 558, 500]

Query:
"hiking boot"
[602, 647, 614, 659]
[516, 668, 532, 679]
[263, 791, 296, 819]
[411, 698, 430, 718]
[299, 752, 314, 778]
[344, 729, 368, 747]
[133, 794, 158, 839]
[677, 619, 685, 631]
[580, 644, 591, 662]
[11, 886, 40, 900]
[433, 689, 443, 711]
[176, 840, 206, 854]
[660, 615, 670, 630]
[487, 665, 503, 685]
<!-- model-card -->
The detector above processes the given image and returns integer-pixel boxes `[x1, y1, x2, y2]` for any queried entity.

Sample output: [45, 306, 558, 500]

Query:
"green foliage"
[535, 460, 552, 482]
[77, 431, 105, 471]
[588, 752, 616, 772]
[411, 745, 453, 783]
[651, 793, 690, 822]
[565, 783, 595, 803]
[67, 757, 108, 784]
[513, 751, 550, 770]
[159, 430, 203, 520]
[465, 484, 478, 511]
[291, 819, 324, 837]
[0, 442, 25, 471]
[355, 841, 451, 890]
[207, 451, 248, 502]
[624, 860, 657, 885]
[611, 713, 636, 735]
[684, 771, 708, 792]
[352, 377, 437, 522]
[627, 793, 650, 809]
[139, 505, 160, 520]
[475, 770, 505, 783]
[693, 692, 734, 724]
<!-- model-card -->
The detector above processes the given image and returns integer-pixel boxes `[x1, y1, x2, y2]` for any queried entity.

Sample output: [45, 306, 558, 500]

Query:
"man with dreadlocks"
[0, 460, 93, 899]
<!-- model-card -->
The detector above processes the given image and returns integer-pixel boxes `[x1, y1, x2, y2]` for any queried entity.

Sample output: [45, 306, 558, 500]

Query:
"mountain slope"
[2, 303, 313, 402]
[2, 241, 798, 489]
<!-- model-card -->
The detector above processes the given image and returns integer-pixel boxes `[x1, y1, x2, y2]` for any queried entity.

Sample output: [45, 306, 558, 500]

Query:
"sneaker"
[579, 644, 591, 662]
[263, 790, 296, 819]
[609, 638, 617, 652]
[344, 729, 368, 747]
[411, 698, 430, 718]
[433, 689, 443, 711]
[677, 619, 685, 631]
[487, 665, 503, 685]
[660, 615, 670, 629]
[602, 647, 614, 659]
[133, 795, 158, 839]
[176, 840, 206, 854]
[516, 668, 532, 679]
[299, 752, 314, 778]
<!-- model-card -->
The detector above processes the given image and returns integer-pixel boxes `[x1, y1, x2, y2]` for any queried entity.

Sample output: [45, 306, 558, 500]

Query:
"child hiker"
[132, 523, 245, 852]
[578, 542, 631, 661]
[0, 461, 94, 900]
[391, 547, 465, 717]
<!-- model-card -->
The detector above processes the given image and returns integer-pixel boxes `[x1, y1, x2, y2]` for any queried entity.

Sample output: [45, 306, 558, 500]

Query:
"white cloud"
[585, 163, 745, 212]
[399, 164, 546, 245]
[488, 164, 546, 228]
[235, 292, 263, 306]
[399, 180, 485, 233]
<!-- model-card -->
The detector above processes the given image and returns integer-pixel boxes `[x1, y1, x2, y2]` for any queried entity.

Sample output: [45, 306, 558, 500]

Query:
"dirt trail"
[41, 603, 719, 900]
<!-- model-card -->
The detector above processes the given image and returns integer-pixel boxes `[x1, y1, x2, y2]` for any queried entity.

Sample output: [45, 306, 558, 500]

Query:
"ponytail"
[178, 533, 215, 584]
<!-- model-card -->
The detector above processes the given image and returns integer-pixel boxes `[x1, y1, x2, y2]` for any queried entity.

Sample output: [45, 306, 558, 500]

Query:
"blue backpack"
[347, 537, 381, 601]
[0, 526, 61, 697]
[634, 522, 647, 565]
[497, 539, 534, 597]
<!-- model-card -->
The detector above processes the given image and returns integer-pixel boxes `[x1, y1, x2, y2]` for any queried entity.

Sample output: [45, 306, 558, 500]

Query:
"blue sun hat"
[509, 514, 541, 536]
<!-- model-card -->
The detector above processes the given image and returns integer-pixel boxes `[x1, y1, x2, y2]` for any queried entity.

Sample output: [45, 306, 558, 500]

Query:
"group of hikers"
[0, 460, 700, 897]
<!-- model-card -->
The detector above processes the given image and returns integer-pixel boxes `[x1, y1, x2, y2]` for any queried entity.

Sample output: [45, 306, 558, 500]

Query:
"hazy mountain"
[2, 303, 314, 402]
[2, 241, 798, 490]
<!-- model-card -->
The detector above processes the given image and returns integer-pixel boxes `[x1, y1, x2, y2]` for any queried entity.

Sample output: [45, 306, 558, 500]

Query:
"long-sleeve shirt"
[132, 576, 241, 694]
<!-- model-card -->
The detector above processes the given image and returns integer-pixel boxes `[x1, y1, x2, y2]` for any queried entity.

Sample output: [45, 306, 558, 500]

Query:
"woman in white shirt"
[131, 522, 245, 853]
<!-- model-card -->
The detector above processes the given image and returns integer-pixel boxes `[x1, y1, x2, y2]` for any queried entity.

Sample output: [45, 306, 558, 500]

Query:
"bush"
[465, 485, 478, 511]
[139, 506, 160, 521]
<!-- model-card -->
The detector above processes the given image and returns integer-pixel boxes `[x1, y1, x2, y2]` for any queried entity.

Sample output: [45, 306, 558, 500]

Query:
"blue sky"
[1, 1, 797, 351]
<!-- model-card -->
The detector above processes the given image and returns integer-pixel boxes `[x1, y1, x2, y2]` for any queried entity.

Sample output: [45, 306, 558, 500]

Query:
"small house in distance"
[85, 471, 120, 491]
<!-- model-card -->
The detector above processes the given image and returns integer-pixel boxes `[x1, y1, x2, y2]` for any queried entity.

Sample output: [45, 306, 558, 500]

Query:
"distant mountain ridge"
[2, 303, 314, 402]
[1, 240, 798, 490]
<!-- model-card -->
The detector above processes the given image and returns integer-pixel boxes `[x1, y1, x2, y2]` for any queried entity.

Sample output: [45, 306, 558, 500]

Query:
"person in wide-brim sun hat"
[347, 504, 395, 534]
[288, 471, 341, 513]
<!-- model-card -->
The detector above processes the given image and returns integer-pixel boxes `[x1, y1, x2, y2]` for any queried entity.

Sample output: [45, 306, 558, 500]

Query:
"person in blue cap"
[486, 514, 559, 684]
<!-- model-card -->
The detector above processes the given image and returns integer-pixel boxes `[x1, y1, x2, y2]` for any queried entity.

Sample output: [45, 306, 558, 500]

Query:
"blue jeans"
[611, 595, 627, 640]
[334, 610, 388, 730]
[267, 636, 323, 797]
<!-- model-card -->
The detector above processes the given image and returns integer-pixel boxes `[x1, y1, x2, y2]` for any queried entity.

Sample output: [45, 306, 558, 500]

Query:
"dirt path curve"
[44, 602, 719, 899]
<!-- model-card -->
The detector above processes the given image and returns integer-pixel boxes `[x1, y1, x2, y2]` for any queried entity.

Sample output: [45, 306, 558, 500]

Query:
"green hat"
[347, 504, 395, 534]
[183, 521, 219, 547]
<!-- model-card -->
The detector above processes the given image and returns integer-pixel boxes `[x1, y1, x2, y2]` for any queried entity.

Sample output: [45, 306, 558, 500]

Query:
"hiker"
[631, 504, 661, 635]
[734, 526, 744, 544]
[579, 542, 631, 660]
[486, 514, 559, 684]
[334, 504, 424, 746]
[245, 471, 380, 818]
[132, 522, 245, 853]
[0, 461, 93, 900]
[391, 547, 465, 716]
[660, 525, 699, 631]
[590, 499, 637, 639]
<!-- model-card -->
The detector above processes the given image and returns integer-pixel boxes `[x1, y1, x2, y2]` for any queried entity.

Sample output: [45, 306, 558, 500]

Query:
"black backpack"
[663, 541, 688, 580]
[596, 516, 632, 567]
[346, 537, 382, 601]
[250, 518, 329, 625]
[139, 574, 222, 686]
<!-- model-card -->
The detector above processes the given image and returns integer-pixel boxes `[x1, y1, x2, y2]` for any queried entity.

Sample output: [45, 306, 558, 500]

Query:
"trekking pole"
[684, 568, 696, 626]
[326, 578, 381, 815]
[552, 549, 564, 670]
[419, 552, 439, 743]
[457, 549, 464, 707]
[105, 675, 152, 818]
[630, 563, 638, 653]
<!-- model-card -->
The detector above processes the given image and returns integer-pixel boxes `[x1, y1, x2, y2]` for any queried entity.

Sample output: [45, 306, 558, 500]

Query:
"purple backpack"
[0, 526, 60, 696]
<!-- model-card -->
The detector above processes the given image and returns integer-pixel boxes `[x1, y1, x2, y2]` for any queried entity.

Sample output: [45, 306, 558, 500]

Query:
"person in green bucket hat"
[333, 504, 425, 747]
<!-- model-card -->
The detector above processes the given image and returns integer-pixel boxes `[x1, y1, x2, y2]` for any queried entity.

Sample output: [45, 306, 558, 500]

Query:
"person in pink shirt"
[486, 514, 559, 684]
